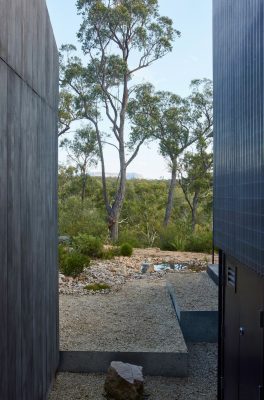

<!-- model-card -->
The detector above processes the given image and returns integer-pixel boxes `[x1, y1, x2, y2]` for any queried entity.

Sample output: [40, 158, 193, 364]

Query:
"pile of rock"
[58, 250, 209, 295]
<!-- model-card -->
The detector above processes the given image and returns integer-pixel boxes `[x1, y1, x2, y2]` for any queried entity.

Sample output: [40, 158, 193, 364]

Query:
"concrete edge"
[166, 281, 182, 320]
[166, 281, 218, 343]
[180, 311, 218, 343]
[59, 351, 189, 377]
[207, 264, 219, 286]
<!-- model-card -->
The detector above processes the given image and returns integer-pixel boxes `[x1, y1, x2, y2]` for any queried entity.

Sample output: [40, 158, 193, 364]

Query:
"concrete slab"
[167, 272, 218, 343]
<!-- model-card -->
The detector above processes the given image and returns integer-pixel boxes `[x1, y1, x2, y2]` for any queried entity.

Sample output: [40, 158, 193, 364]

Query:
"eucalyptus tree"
[128, 79, 213, 226]
[61, 126, 99, 203]
[60, 0, 179, 241]
[178, 138, 213, 231]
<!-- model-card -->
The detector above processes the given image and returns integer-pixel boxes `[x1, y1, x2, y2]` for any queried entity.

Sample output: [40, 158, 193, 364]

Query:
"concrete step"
[166, 272, 218, 343]
[59, 279, 188, 377]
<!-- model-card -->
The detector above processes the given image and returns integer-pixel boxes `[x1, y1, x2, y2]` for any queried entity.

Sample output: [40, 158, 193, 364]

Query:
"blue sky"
[46, 0, 212, 179]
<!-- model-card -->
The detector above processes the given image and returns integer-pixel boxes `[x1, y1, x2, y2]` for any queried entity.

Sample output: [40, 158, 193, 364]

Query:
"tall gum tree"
[128, 79, 213, 226]
[60, 0, 179, 241]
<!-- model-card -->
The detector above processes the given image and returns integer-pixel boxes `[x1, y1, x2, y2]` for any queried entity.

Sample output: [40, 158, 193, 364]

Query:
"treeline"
[59, 168, 213, 253]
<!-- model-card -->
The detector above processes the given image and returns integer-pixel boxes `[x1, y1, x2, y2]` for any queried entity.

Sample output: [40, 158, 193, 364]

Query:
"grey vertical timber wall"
[0, 0, 59, 399]
[213, 0, 264, 276]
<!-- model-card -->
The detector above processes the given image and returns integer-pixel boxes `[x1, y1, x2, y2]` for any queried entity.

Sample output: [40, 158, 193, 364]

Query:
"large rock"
[104, 361, 144, 400]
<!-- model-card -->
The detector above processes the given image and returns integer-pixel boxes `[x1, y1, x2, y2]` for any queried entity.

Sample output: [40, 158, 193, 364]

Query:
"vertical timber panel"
[0, 0, 59, 398]
[7, 69, 22, 400]
[0, 60, 8, 400]
[21, 81, 34, 400]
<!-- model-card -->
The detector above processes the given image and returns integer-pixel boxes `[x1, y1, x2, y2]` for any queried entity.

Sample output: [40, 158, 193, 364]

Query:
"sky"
[46, 0, 212, 179]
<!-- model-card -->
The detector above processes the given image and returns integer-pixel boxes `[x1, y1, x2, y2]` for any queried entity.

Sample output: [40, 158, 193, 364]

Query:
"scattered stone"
[59, 273, 65, 284]
[58, 249, 211, 295]
[140, 262, 154, 274]
[58, 236, 70, 244]
[104, 361, 144, 400]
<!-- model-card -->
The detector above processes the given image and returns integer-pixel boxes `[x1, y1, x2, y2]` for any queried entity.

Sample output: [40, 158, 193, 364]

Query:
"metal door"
[238, 263, 264, 400]
[223, 256, 264, 400]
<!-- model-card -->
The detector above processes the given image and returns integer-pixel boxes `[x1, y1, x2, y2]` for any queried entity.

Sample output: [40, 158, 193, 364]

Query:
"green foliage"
[158, 225, 212, 253]
[58, 168, 213, 253]
[101, 247, 121, 259]
[185, 229, 213, 253]
[59, 191, 108, 239]
[117, 230, 145, 248]
[84, 283, 111, 292]
[120, 179, 168, 247]
[73, 234, 103, 258]
[128, 79, 213, 226]
[159, 224, 189, 251]
[120, 243, 133, 257]
[59, 248, 90, 277]
[178, 138, 213, 231]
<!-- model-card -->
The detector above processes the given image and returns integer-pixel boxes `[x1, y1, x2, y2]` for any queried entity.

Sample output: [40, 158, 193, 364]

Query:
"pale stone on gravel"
[104, 362, 144, 400]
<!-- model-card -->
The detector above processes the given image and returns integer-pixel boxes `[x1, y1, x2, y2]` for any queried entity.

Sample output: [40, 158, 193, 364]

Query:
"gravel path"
[166, 271, 218, 311]
[49, 343, 217, 400]
[60, 279, 187, 352]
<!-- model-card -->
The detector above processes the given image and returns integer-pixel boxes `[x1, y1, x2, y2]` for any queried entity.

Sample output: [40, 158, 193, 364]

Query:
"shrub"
[59, 197, 108, 240]
[59, 250, 90, 277]
[158, 225, 189, 251]
[58, 244, 68, 264]
[101, 246, 121, 259]
[73, 234, 103, 258]
[117, 230, 145, 248]
[120, 243, 133, 257]
[84, 283, 111, 291]
[185, 230, 213, 253]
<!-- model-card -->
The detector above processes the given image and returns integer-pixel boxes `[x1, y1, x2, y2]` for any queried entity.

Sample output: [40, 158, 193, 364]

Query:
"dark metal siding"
[0, 0, 59, 399]
[213, 0, 264, 275]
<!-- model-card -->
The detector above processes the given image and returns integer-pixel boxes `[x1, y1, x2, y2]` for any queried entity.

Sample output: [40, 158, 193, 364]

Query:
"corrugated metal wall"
[0, 0, 59, 398]
[214, 0, 264, 275]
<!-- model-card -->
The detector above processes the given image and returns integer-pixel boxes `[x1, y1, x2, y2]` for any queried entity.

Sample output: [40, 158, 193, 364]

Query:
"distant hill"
[89, 172, 143, 180]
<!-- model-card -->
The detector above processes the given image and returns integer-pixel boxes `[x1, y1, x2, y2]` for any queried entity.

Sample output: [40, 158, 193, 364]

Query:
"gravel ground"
[60, 279, 187, 352]
[49, 343, 217, 400]
[166, 271, 218, 311]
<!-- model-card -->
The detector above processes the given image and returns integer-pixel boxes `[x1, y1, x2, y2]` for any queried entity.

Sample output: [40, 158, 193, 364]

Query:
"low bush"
[73, 234, 103, 258]
[59, 250, 90, 277]
[84, 283, 111, 291]
[117, 230, 145, 248]
[120, 243, 133, 257]
[101, 246, 121, 259]
[185, 230, 212, 253]
[158, 225, 188, 251]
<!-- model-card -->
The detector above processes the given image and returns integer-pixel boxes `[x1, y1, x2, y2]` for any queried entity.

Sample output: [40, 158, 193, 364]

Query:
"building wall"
[213, 0, 264, 276]
[0, 0, 59, 399]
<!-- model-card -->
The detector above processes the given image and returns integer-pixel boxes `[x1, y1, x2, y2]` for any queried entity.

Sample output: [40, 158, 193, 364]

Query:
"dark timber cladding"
[213, 0, 264, 276]
[0, 0, 59, 399]
[214, 1, 264, 399]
